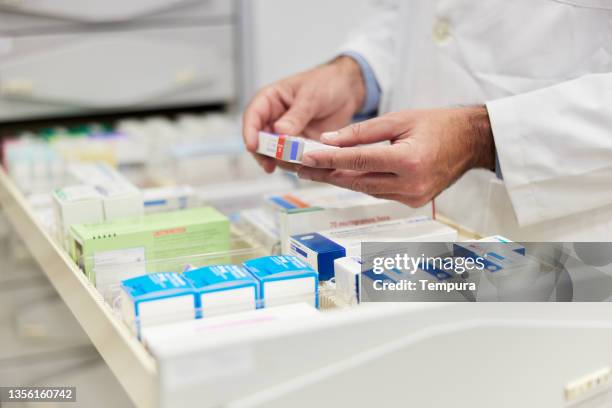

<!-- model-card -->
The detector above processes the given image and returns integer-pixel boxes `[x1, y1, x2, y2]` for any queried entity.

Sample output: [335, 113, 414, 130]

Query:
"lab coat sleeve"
[338, 0, 399, 103]
[486, 73, 612, 226]
[341, 50, 381, 115]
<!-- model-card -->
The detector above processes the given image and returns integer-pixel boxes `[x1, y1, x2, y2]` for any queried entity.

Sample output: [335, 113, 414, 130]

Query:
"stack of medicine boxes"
[120, 256, 318, 334]
[52, 162, 143, 250]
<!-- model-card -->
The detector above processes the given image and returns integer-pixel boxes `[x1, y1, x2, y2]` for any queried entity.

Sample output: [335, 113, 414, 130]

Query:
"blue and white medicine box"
[289, 217, 458, 281]
[243, 256, 319, 308]
[290, 233, 345, 281]
[453, 242, 528, 273]
[120, 272, 197, 333]
[183, 264, 259, 317]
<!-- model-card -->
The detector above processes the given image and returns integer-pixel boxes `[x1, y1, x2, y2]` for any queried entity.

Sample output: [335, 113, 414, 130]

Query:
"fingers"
[242, 87, 287, 152]
[275, 161, 301, 173]
[301, 145, 400, 172]
[370, 193, 431, 208]
[297, 166, 434, 207]
[252, 152, 305, 174]
[297, 169, 400, 195]
[319, 115, 402, 147]
[252, 153, 276, 174]
[274, 96, 316, 136]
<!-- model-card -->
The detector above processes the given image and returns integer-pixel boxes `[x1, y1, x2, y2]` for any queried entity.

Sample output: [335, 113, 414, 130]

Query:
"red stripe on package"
[275, 135, 286, 160]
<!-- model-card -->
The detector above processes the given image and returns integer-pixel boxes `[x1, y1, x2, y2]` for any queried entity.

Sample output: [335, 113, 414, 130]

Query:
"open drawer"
[2, 167, 612, 408]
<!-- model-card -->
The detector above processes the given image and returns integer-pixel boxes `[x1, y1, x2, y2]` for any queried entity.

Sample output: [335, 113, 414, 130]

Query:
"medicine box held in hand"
[243, 255, 318, 308]
[256, 131, 338, 164]
[184, 264, 259, 318]
[289, 216, 458, 281]
[70, 207, 230, 288]
[120, 272, 198, 333]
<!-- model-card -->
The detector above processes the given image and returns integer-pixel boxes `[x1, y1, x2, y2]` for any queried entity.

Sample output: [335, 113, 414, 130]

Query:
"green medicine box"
[70, 207, 230, 288]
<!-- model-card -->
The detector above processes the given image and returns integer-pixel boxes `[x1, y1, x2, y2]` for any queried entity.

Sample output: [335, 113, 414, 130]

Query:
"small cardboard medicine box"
[184, 264, 259, 317]
[52, 185, 104, 250]
[256, 131, 338, 164]
[67, 161, 144, 221]
[453, 242, 528, 273]
[243, 255, 318, 308]
[333, 256, 362, 305]
[120, 272, 197, 333]
[70, 207, 230, 288]
[143, 185, 198, 214]
[289, 216, 458, 281]
[95, 182, 143, 221]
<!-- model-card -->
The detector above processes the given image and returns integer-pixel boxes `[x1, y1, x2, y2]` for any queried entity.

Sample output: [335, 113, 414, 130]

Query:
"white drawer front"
[0, 25, 235, 116]
[0, 0, 234, 27]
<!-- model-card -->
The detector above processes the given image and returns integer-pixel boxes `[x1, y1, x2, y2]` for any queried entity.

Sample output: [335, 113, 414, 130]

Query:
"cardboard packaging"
[70, 207, 230, 290]
[243, 255, 318, 308]
[289, 216, 458, 280]
[184, 264, 259, 317]
[257, 131, 338, 164]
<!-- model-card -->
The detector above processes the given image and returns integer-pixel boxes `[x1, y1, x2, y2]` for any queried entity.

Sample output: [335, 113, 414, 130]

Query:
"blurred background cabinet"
[0, 0, 376, 122]
[0, 0, 237, 121]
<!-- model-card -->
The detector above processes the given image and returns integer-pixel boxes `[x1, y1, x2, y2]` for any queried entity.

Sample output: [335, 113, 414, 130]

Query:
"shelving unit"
[0, 168, 158, 408]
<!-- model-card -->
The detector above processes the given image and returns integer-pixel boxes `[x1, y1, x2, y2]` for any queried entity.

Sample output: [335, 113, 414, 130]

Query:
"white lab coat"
[341, 0, 612, 240]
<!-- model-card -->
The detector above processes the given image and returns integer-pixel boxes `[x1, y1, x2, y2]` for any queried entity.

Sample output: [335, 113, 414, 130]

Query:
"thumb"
[320, 115, 400, 147]
[273, 97, 315, 136]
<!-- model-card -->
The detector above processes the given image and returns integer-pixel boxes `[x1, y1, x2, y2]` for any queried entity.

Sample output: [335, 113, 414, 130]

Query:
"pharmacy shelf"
[0, 168, 158, 408]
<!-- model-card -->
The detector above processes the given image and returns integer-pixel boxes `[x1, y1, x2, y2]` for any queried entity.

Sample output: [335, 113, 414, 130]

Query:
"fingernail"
[301, 155, 316, 167]
[297, 170, 311, 180]
[321, 131, 339, 144]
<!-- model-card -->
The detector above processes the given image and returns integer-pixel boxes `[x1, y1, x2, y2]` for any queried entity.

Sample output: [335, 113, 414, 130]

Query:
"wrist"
[465, 106, 496, 171]
[330, 56, 366, 115]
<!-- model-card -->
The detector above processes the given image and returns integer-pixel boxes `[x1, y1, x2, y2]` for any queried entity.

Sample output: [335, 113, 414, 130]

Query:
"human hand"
[297, 107, 496, 207]
[242, 56, 366, 173]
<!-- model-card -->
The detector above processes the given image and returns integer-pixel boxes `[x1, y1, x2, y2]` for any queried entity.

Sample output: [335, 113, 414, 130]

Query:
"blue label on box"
[290, 140, 299, 161]
[184, 265, 259, 315]
[269, 196, 297, 210]
[453, 242, 526, 272]
[290, 233, 345, 281]
[122, 272, 193, 298]
[243, 256, 319, 308]
[121, 272, 196, 315]
[243, 256, 317, 281]
[184, 265, 259, 295]
[144, 199, 167, 207]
